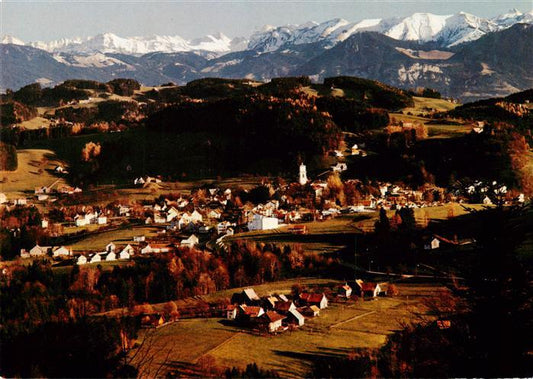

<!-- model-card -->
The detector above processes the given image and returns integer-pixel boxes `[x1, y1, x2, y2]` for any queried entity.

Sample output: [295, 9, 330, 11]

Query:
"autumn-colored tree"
[81, 141, 101, 162]
[327, 173, 345, 205]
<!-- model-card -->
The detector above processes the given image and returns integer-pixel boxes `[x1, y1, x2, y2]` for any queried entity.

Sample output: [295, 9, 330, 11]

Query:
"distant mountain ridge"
[3, 9, 532, 55]
[1, 10, 532, 101]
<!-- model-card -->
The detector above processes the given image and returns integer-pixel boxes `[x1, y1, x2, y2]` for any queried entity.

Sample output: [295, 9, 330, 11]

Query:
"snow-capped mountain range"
[2, 9, 532, 55]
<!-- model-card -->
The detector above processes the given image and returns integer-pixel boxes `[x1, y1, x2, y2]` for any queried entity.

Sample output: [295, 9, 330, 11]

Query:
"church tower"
[299, 163, 308, 185]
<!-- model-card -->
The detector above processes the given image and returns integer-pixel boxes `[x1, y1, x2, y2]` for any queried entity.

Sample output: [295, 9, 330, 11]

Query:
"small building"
[286, 309, 305, 327]
[119, 244, 134, 259]
[237, 305, 265, 324]
[141, 245, 152, 254]
[29, 244, 51, 257]
[106, 242, 116, 252]
[248, 214, 278, 231]
[180, 234, 199, 248]
[260, 311, 285, 333]
[339, 283, 352, 298]
[274, 301, 296, 314]
[301, 305, 321, 317]
[300, 293, 328, 309]
[226, 305, 238, 320]
[133, 235, 146, 242]
[76, 255, 87, 265]
[89, 253, 101, 264]
[105, 251, 117, 261]
[97, 216, 108, 225]
[360, 283, 382, 298]
[52, 246, 71, 257]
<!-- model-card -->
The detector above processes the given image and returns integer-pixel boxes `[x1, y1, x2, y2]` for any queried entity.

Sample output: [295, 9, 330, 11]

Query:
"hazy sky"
[2, 0, 532, 42]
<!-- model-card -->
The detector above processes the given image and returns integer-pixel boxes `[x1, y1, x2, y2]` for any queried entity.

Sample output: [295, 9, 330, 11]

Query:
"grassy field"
[68, 225, 161, 251]
[403, 96, 459, 114]
[131, 281, 443, 378]
[225, 204, 486, 254]
[0, 149, 68, 199]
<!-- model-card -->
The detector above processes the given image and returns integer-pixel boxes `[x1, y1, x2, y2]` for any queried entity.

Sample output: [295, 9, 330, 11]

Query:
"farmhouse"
[52, 246, 72, 257]
[299, 293, 328, 309]
[259, 311, 286, 333]
[359, 282, 382, 298]
[286, 309, 305, 327]
[88, 253, 101, 264]
[104, 251, 117, 261]
[76, 255, 87, 265]
[29, 244, 51, 257]
[274, 300, 296, 314]
[237, 305, 265, 324]
[181, 234, 199, 248]
[119, 244, 134, 259]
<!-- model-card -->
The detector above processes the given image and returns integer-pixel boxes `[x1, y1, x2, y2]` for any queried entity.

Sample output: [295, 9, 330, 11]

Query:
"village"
[2, 157, 526, 269]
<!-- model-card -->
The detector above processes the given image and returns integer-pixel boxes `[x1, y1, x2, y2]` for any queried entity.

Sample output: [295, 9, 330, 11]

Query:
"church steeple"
[299, 163, 308, 185]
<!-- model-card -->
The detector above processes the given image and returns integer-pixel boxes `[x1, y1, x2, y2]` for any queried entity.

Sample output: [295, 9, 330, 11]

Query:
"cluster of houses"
[73, 235, 201, 265]
[19, 233, 202, 264]
[226, 287, 328, 333]
[225, 281, 387, 334]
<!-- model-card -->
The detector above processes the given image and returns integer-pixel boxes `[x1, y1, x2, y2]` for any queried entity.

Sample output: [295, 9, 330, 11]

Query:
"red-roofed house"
[299, 293, 328, 309]
[260, 311, 286, 333]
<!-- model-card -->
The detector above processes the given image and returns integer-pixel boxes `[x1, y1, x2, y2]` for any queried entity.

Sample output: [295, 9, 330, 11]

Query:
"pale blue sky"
[2, 0, 532, 42]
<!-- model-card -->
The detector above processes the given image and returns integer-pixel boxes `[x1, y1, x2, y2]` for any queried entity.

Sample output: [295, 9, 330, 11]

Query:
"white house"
[41, 219, 49, 229]
[248, 214, 278, 231]
[29, 245, 50, 257]
[0, 193, 8, 204]
[287, 309, 305, 327]
[89, 253, 101, 264]
[133, 235, 146, 242]
[105, 251, 117, 261]
[75, 217, 89, 227]
[20, 249, 30, 258]
[53, 246, 72, 257]
[141, 245, 152, 254]
[97, 216, 108, 225]
[181, 234, 199, 248]
[190, 210, 203, 223]
[76, 255, 87, 265]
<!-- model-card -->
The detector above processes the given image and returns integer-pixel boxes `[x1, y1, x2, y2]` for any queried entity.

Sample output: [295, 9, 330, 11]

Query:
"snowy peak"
[384, 13, 451, 42]
[9, 32, 246, 55]
[247, 10, 533, 52]
[2, 9, 532, 56]
[2, 35, 25, 46]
